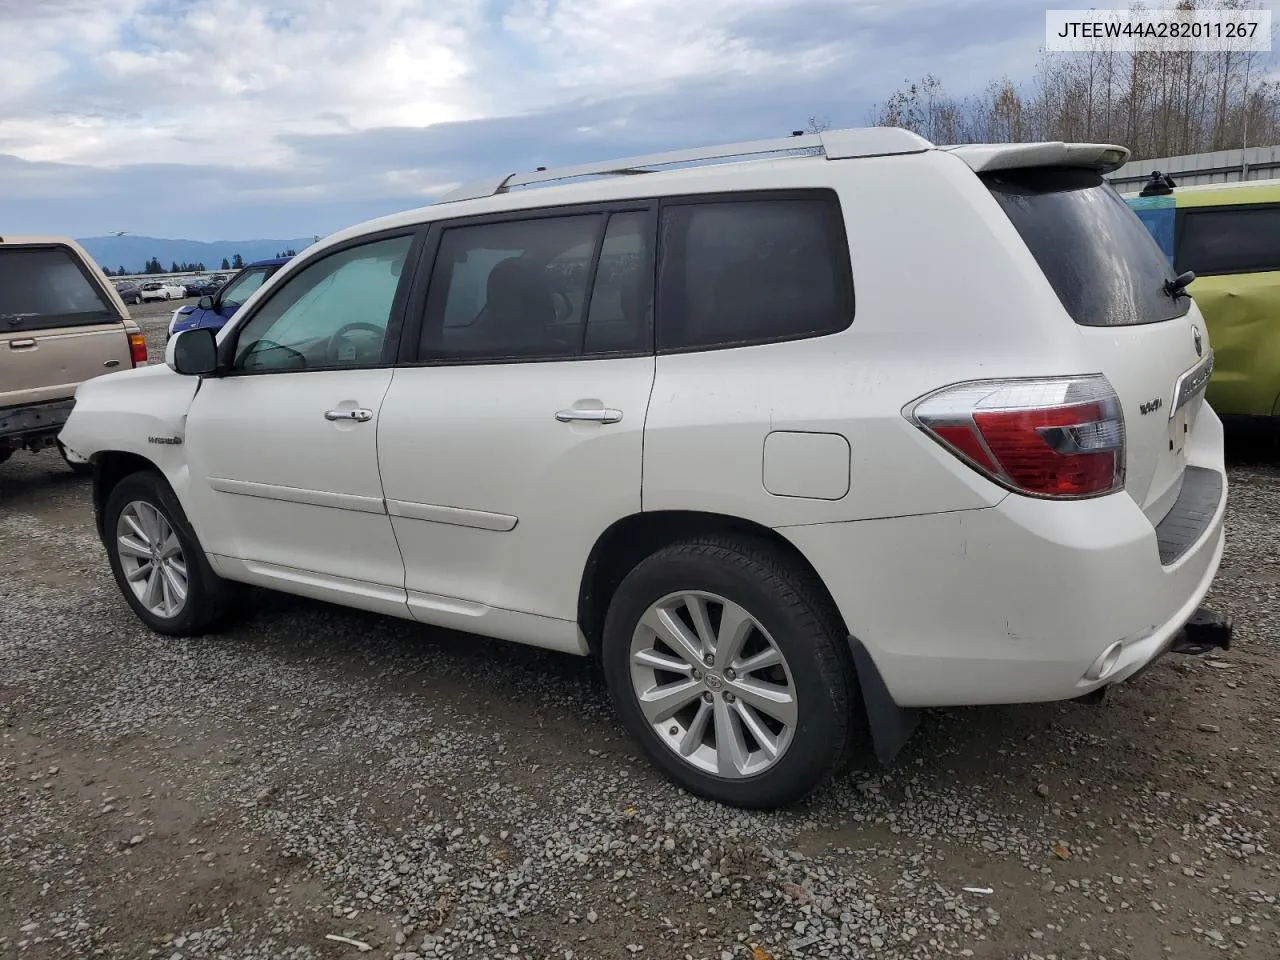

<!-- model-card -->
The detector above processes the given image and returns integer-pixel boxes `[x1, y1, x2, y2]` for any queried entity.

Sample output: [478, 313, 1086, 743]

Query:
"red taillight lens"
[128, 333, 147, 367]
[907, 376, 1125, 499]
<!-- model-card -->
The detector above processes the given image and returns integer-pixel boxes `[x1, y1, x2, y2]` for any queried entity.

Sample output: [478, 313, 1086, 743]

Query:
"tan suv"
[1, 236, 147, 474]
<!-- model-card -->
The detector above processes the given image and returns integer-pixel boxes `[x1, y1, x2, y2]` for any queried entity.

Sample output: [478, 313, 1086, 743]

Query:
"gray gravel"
[2, 302, 1277, 959]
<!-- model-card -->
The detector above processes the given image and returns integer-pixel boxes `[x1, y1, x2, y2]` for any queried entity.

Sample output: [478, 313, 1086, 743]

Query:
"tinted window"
[0, 247, 116, 332]
[233, 235, 412, 373]
[656, 195, 852, 351]
[1176, 205, 1280, 275]
[985, 167, 1188, 326]
[584, 211, 652, 354]
[420, 214, 603, 361]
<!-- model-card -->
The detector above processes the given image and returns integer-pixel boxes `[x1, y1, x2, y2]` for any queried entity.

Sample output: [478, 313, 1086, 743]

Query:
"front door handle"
[324, 408, 373, 422]
[555, 408, 623, 424]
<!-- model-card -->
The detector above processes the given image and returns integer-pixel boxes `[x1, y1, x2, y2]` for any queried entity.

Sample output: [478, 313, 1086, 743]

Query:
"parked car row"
[112, 274, 231, 305]
[49, 127, 1234, 810]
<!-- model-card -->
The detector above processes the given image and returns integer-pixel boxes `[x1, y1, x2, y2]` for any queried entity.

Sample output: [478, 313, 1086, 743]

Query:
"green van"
[1126, 177, 1280, 420]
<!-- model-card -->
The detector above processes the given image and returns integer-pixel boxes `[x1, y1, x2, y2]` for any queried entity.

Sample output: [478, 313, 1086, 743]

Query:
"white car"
[59, 127, 1230, 809]
[138, 281, 185, 302]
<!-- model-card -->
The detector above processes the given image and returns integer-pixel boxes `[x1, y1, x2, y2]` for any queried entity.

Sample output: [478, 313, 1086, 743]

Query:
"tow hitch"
[1074, 606, 1233, 705]
[1168, 606, 1233, 657]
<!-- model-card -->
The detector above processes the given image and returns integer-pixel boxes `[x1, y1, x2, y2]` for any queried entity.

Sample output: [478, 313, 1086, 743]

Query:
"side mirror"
[166, 328, 218, 376]
[197, 295, 215, 309]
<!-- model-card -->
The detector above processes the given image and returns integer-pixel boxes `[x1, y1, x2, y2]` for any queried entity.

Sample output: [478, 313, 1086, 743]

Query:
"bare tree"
[868, 0, 1278, 160]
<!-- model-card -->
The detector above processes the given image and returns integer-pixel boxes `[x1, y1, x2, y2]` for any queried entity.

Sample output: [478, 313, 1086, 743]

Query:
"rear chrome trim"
[1154, 465, 1223, 565]
[386, 499, 518, 532]
[1171, 352, 1214, 419]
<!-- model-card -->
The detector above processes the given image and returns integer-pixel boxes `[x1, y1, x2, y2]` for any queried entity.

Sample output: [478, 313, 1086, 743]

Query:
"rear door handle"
[8, 339, 36, 350]
[555, 408, 623, 424]
[324, 408, 373, 422]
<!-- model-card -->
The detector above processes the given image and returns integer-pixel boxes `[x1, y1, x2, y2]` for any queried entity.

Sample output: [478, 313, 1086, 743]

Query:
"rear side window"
[984, 167, 1188, 326]
[0, 246, 117, 333]
[656, 194, 853, 351]
[1176, 205, 1280, 275]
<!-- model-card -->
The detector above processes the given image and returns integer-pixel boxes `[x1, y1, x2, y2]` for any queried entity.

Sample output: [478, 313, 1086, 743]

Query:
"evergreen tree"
[170, 261, 180, 274]
[220, 257, 231, 270]
[232, 253, 244, 269]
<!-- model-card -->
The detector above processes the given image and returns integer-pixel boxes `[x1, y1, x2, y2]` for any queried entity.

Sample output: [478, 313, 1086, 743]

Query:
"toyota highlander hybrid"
[59, 127, 1230, 809]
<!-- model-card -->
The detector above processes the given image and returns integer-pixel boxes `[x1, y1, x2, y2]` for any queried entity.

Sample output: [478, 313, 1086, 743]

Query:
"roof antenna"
[791, 130, 804, 137]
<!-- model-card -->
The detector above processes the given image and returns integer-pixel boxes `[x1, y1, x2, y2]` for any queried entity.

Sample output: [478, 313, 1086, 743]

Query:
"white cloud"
[0, 0, 1150, 238]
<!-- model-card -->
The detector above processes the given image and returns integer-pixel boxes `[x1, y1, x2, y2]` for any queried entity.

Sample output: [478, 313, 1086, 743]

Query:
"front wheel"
[602, 535, 866, 809]
[103, 471, 242, 635]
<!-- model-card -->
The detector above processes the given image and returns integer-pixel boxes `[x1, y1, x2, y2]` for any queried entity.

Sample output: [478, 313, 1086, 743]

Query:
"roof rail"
[434, 126, 934, 204]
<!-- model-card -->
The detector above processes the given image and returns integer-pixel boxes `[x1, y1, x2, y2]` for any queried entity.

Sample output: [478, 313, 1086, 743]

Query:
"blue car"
[167, 256, 292, 340]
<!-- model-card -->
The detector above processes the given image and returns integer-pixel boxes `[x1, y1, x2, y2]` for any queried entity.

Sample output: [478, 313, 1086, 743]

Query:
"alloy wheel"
[115, 500, 188, 619]
[629, 590, 797, 778]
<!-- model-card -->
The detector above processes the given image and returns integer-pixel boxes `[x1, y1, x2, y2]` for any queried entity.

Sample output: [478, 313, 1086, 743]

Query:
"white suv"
[59, 127, 1230, 809]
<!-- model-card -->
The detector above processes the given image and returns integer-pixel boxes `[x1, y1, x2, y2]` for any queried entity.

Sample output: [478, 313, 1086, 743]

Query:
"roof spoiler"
[941, 142, 1130, 175]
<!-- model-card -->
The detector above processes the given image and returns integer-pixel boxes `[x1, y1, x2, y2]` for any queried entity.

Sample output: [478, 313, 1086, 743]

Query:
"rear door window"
[0, 246, 117, 333]
[1176, 204, 1280, 276]
[984, 167, 1189, 326]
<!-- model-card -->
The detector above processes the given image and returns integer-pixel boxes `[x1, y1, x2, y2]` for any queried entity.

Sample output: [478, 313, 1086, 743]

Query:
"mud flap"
[847, 635, 920, 765]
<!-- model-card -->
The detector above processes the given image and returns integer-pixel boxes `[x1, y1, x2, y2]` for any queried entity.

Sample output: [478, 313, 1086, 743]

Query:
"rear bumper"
[0, 399, 75, 442]
[782, 407, 1228, 708]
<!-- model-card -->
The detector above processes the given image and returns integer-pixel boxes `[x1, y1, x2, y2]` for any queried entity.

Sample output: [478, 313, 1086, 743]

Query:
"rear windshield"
[0, 246, 118, 333]
[984, 167, 1189, 327]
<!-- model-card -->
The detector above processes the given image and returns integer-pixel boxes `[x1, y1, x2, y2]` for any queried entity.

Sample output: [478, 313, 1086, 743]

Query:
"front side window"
[232, 235, 412, 373]
[656, 195, 853, 352]
[420, 214, 603, 361]
[217, 266, 272, 311]
[1176, 204, 1280, 276]
[0, 246, 117, 332]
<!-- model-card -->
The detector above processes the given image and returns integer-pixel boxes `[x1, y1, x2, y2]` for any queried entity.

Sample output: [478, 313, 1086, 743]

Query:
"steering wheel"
[239, 338, 306, 370]
[327, 322, 384, 365]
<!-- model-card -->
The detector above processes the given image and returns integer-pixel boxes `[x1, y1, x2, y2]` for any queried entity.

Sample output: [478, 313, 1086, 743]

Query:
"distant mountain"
[77, 235, 316, 275]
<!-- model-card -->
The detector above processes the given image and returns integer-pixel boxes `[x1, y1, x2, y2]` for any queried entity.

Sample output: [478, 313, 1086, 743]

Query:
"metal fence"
[1108, 145, 1280, 189]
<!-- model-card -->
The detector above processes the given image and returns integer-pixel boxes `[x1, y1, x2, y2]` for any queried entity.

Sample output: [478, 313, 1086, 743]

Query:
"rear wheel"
[103, 471, 242, 635]
[602, 535, 865, 809]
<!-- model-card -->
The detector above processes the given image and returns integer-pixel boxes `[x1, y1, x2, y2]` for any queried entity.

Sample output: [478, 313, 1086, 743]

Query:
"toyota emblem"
[1192, 325, 1203, 357]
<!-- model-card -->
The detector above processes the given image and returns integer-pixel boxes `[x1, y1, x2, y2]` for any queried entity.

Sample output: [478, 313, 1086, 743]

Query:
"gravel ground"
[2, 301, 1278, 959]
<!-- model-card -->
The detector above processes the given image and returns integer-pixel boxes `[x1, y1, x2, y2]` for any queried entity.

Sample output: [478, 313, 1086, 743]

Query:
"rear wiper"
[1164, 270, 1195, 299]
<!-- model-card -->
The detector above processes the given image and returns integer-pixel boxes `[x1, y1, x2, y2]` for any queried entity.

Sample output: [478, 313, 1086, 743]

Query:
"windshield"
[0, 246, 117, 333]
[984, 167, 1189, 327]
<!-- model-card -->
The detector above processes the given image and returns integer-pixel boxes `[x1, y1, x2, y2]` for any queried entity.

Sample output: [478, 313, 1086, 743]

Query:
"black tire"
[601, 535, 866, 809]
[57, 441, 94, 477]
[103, 470, 243, 636]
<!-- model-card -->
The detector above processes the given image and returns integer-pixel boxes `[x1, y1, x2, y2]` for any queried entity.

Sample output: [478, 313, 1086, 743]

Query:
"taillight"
[128, 333, 147, 367]
[906, 375, 1126, 498]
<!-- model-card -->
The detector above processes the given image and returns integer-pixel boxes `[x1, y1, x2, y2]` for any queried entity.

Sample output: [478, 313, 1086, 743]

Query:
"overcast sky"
[0, 0, 1252, 241]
